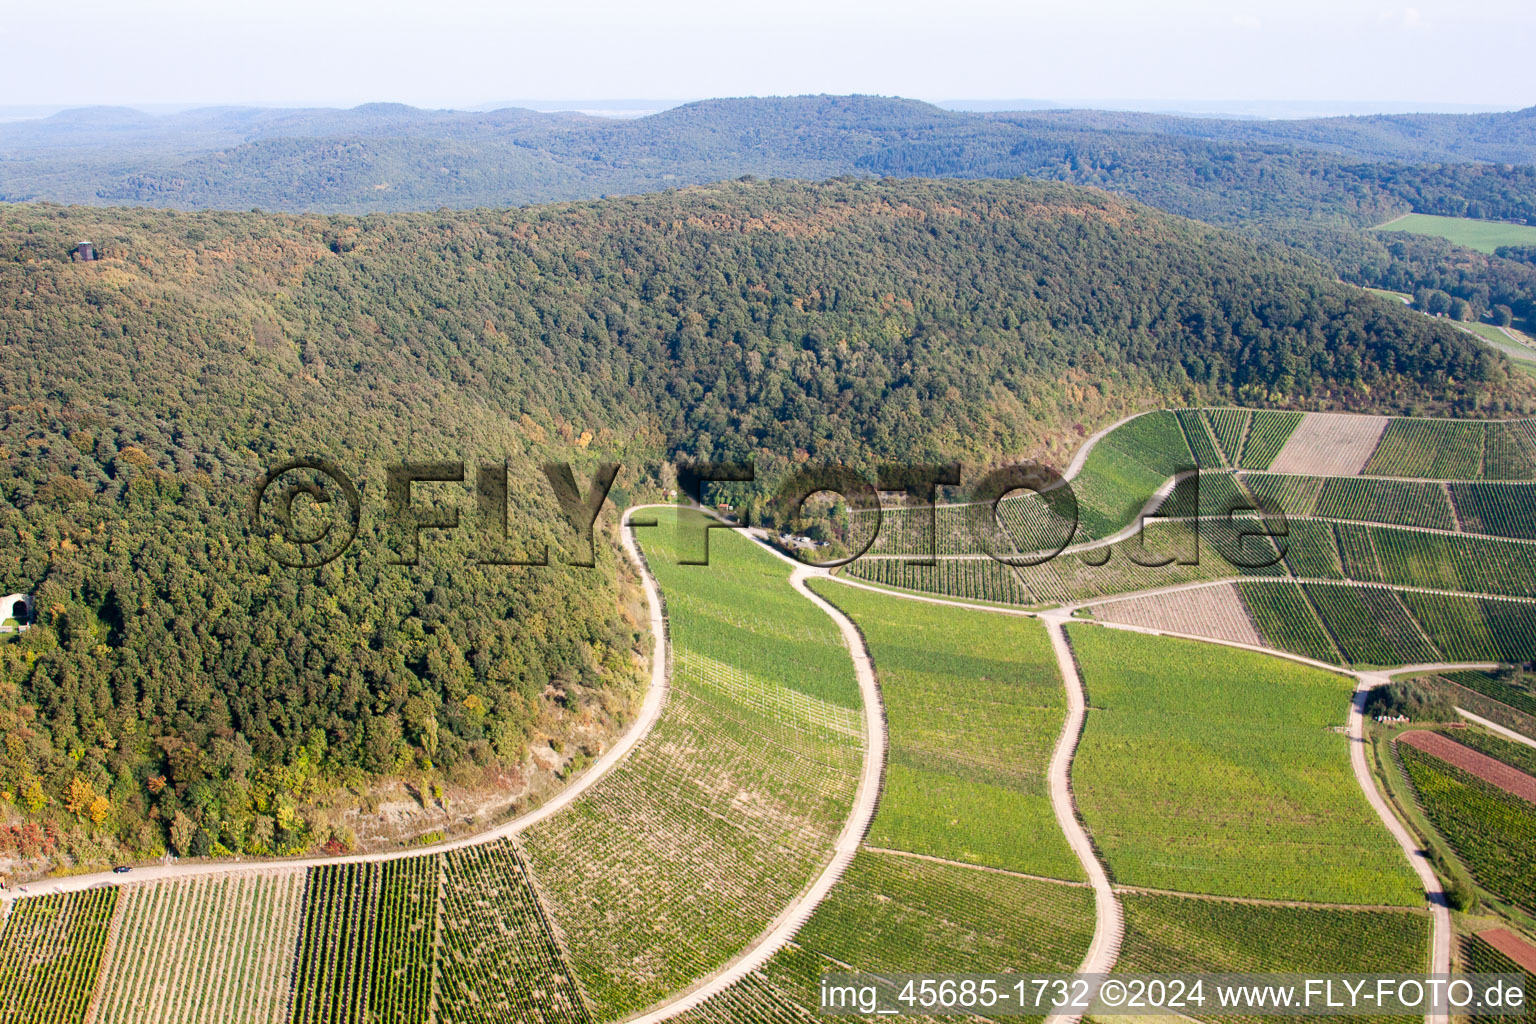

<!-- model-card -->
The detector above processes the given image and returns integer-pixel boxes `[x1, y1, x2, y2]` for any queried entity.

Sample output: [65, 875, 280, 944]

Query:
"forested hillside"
[5, 96, 1536, 226]
[0, 177, 1526, 869]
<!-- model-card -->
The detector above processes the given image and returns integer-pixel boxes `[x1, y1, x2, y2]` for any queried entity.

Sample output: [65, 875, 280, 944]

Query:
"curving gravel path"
[1353, 673, 1452, 1024]
[623, 526, 887, 1022]
[1039, 613, 1124, 1024]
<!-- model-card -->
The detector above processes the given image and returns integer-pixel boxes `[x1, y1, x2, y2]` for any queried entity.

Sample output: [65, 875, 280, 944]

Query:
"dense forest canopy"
[0, 177, 1528, 868]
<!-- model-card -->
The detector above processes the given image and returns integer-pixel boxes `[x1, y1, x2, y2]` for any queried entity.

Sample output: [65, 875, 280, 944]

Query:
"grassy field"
[522, 507, 863, 1019]
[810, 580, 1082, 880]
[1372, 213, 1536, 254]
[1066, 628, 1422, 904]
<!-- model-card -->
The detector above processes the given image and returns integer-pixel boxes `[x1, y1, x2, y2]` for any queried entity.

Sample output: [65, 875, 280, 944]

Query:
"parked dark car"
[112, 866, 131, 874]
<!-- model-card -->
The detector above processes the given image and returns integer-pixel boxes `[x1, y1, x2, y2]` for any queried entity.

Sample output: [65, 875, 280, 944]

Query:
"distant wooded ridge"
[2, 95, 1535, 224]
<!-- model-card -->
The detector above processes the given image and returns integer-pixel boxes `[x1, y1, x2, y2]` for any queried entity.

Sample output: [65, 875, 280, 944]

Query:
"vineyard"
[1396, 591, 1536, 663]
[1449, 482, 1536, 539]
[1485, 421, 1536, 480]
[1368, 528, 1536, 597]
[1116, 894, 1430, 1024]
[1089, 583, 1264, 647]
[1240, 409, 1306, 471]
[1397, 741, 1536, 914]
[1313, 477, 1458, 531]
[1241, 473, 1324, 517]
[1066, 627, 1421, 904]
[808, 580, 1081, 880]
[1237, 581, 1342, 664]
[92, 871, 303, 1024]
[1177, 409, 1227, 468]
[1068, 410, 1192, 540]
[519, 509, 862, 1019]
[1204, 408, 1249, 466]
[842, 557, 1040, 606]
[1279, 519, 1347, 579]
[1365, 418, 1487, 479]
[437, 842, 590, 1024]
[1440, 670, 1536, 722]
[1459, 933, 1536, 1024]
[0, 888, 116, 1024]
[676, 851, 1095, 1024]
[290, 856, 441, 1024]
[1301, 584, 1439, 666]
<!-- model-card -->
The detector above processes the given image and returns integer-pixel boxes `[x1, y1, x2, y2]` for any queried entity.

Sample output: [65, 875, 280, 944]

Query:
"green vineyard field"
[1238, 410, 1304, 470]
[1067, 628, 1421, 904]
[437, 842, 590, 1024]
[1397, 741, 1536, 915]
[1365, 419, 1487, 479]
[1206, 409, 1250, 467]
[1458, 934, 1536, 1024]
[93, 871, 303, 1024]
[521, 508, 862, 1019]
[810, 580, 1081, 880]
[1449, 483, 1536, 539]
[1237, 581, 1342, 664]
[1116, 894, 1430, 1024]
[1313, 477, 1458, 531]
[1302, 584, 1440, 666]
[0, 888, 117, 1024]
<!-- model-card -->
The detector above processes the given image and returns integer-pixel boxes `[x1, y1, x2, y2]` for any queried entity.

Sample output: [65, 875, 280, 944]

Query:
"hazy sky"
[7, 0, 1533, 110]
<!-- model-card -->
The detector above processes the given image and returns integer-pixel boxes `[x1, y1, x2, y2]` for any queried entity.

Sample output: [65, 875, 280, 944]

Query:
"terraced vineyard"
[1068, 410, 1192, 539]
[676, 850, 1096, 1024]
[842, 556, 1039, 605]
[1449, 482, 1536, 538]
[1459, 933, 1536, 1024]
[92, 871, 304, 1024]
[519, 507, 863, 1019]
[1357, 418, 1536, 481]
[1396, 591, 1536, 663]
[1302, 583, 1440, 666]
[1205, 409, 1249, 465]
[0, 888, 117, 1024]
[1115, 894, 1430, 1024]
[1397, 741, 1536, 914]
[1313, 477, 1458, 530]
[1067, 627, 1421, 904]
[1242, 472, 1324, 516]
[1239, 409, 1304, 470]
[1365, 419, 1487, 478]
[1237, 581, 1341, 663]
[808, 580, 1080, 879]
[437, 842, 589, 1024]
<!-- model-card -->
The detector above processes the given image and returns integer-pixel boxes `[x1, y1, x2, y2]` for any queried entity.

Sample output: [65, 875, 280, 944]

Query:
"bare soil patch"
[1396, 730, 1536, 804]
[1091, 583, 1264, 646]
[1270, 413, 1390, 476]
[1478, 927, 1536, 973]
